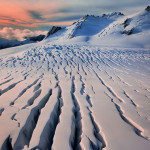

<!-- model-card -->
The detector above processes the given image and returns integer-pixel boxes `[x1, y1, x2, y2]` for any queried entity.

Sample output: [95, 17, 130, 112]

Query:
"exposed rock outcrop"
[145, 6, 150, 11]
[45, 26, 62, 38]
[24, 35, 45, 42]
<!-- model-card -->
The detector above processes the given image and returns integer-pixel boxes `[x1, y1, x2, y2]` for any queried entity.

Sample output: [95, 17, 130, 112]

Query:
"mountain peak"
[82, 14, 89, 19]
[102, 12, 124, 17]
[78, 14, 98, 22]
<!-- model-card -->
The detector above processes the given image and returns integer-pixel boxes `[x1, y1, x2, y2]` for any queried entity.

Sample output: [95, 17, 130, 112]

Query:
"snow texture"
[0, 7, 150, 150]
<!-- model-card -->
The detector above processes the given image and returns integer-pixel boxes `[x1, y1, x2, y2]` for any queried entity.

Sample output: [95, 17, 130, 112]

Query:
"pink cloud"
[0, 27, 47, 41]
[0, 0, 71, 27]
[0, 18, 73, 28]
[31, 21, 74, 27]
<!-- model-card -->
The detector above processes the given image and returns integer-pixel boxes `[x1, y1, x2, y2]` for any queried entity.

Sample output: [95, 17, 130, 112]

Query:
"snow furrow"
[0, 78, 13, 87]
[86, 94, 93, 108]
[79, 74, 85, 95]
[22, 89, 42, 109]
[28, 85, 63, 150]
[13, 107, 41, 149]
[70, 76, 82, 150]
[13, 89, 52, 149]
[0, 79, 24, 96]
[0, 108, 4, 116]
[104, 92, 149, 141]
[51, 73, 74, 150]
[123, 91, 137, 107]
[78, 72, 93, 107]
[92, 69, 124, 103]
[10, 78, 40, 106]
[75, 72, 106, 150]
[88, 107, 106, 150]
[1, 135, 13, 150]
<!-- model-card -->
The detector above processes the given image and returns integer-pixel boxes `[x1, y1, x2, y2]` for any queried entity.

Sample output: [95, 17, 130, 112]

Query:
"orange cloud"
[0, 0, 70, 27]
[0, 18, 73, 28]
[0, 2, 31, 22]
[31, 21, 74, 27]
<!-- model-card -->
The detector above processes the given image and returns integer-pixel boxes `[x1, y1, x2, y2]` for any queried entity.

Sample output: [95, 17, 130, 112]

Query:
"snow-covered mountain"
[2, 6, 149, 50]
[0, 6, 150, 150]
[44, 12, 124, 41]
[0, 37, 34, 50]
[45, 6, 150, 48]
[0, 35, 45, 50]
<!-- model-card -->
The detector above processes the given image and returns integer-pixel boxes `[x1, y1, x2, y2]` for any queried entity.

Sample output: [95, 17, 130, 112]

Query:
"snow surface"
[0, 7, 150, 150]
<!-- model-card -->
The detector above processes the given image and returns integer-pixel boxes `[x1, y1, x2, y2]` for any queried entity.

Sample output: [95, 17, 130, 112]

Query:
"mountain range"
[0, 6, 150, 50]
[44, 6, 150, 48]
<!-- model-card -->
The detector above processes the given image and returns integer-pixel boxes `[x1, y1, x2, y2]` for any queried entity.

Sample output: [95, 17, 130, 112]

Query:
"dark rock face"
[111, 12, 124, 16]
[145, 6, 150, 11]
[46, 26, 62, 38]
[122, 18, 132, 28]
[122, 29, 133, 35]
[82, 14, 89, 20]
[123, 19, 129, 28]
[24, 35, 45, 42]
[102, 12, 124, 17]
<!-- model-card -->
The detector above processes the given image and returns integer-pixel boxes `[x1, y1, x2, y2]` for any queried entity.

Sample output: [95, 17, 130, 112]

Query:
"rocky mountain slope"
[45, 6, 150, 48]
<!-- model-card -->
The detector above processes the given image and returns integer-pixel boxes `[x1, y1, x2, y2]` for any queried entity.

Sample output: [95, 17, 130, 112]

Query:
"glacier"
[0, 6, 150, 150]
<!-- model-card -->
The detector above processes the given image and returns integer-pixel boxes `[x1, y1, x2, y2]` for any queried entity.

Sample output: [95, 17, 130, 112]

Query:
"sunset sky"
[0, 0, 149, 40]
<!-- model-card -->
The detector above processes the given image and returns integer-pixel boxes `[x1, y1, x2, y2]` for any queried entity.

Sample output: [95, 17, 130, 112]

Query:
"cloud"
[0, 0, 149, 29]
[48, 15, 83, 22]
[28, 11, 45, 21]
[0, 27, 47, 41]
[55, 0, 149, 15]
[0, 0, 68, 27]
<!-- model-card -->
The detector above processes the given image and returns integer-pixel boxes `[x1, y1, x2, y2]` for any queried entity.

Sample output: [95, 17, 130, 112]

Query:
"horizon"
[0, 0, 149, 41]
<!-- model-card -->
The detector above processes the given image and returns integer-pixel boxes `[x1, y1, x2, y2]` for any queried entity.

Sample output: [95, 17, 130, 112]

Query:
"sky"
[0, 0, 149, 40]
